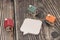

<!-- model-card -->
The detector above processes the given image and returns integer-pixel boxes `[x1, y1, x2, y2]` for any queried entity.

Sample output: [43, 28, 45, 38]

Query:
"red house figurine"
[4, 18, 14, 32]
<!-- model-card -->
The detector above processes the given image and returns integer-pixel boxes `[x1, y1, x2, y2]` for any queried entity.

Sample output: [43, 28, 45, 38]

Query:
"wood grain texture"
[0, 0, 2, 40]
[14, 0, 60, 40]
[0, 0, 60, 40]
[1, 0, 14, 40]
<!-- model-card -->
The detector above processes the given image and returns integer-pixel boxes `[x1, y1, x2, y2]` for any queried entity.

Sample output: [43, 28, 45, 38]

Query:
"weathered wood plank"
[1, 0, 14, 40]
[14, 0, 45, 40]
[0, 0, 2, 40]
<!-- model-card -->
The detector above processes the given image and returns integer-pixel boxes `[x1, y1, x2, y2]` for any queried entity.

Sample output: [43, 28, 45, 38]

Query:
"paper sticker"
[20, 18, 42, 35]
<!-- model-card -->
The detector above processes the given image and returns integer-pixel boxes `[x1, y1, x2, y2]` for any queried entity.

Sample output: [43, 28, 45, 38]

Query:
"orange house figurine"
[46, 14, 56, 24]
[4, 18, 14, 32]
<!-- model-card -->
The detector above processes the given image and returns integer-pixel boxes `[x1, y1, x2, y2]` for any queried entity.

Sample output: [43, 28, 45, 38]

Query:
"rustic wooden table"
[14, 0, 60, 40]
[0, 0, 60, 40]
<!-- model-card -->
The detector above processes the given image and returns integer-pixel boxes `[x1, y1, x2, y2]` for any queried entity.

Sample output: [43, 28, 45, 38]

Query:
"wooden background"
[0, 0, 60, 40]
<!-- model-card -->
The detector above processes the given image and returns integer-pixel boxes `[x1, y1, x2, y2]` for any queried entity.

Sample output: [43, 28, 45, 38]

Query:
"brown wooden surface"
[0, 0, 14, 40]
[14, 0, 60, 40]
[0, 0, 2, 39]
[0, 0, 60, 40]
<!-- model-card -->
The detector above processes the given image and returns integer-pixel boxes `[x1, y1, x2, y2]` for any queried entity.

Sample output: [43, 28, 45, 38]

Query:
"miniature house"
[46, 14, 56, 23]
[4, 18, 14, 31]
[28, 5, 36, 13]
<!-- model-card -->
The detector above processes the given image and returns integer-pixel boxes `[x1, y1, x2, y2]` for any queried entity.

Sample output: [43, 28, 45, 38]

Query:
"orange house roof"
[46, 14, 56, 23]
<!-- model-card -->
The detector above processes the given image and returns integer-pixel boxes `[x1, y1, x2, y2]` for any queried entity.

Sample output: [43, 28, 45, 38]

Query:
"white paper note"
[20, 18, 42, 35]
